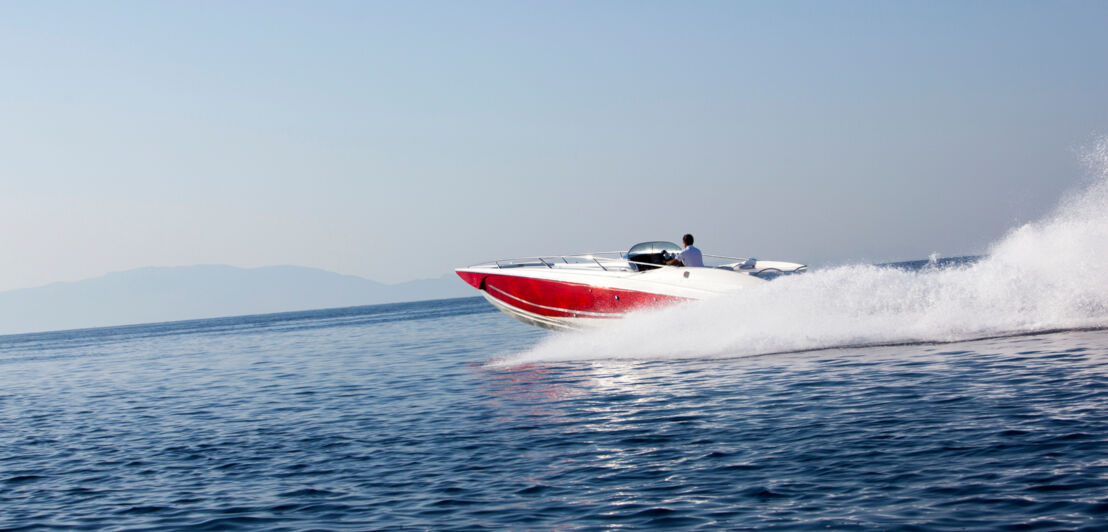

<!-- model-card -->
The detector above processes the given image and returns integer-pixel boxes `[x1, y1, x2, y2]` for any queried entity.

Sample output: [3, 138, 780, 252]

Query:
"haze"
[2, 1, 1106, 292]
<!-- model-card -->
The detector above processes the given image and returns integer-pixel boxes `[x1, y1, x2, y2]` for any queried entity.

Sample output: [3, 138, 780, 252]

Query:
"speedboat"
[456, 241, 806, 330]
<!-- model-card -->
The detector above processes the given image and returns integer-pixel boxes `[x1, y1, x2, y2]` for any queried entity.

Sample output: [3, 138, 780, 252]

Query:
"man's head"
[682, 234, 694, 247]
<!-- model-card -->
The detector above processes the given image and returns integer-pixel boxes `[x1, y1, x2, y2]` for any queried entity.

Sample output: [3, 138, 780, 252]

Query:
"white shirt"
[676, 245, 703, 267]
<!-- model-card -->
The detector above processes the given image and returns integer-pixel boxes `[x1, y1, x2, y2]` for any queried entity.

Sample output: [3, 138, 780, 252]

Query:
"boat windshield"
[627, 241, 681, 256]
[625, 241, 682, 271]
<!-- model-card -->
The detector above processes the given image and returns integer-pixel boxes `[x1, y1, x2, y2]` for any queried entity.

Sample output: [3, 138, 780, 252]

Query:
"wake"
[498, 138, 1108, 366]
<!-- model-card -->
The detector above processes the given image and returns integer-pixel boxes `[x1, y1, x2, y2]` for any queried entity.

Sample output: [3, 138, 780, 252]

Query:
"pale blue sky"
[2, 1, 1106, 290]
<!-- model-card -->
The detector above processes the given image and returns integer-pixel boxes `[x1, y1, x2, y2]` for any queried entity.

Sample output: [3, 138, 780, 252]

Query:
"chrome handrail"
[487, 252, 647, 270]
[479, 252, 807, 275]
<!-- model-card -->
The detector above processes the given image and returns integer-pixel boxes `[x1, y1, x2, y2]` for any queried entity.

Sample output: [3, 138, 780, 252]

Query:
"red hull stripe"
[470, 272, 685, 318]
[486, 285, 619, 318]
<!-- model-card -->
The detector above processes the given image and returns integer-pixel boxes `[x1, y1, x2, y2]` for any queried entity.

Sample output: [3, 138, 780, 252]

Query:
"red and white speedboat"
[456, 241, 806, 330]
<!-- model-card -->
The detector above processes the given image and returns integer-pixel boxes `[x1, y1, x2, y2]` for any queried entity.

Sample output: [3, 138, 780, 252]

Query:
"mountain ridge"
[0, 264, 474, 335]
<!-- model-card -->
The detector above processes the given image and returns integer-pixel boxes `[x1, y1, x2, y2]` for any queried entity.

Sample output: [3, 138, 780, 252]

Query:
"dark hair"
[683, 234, 694, 246]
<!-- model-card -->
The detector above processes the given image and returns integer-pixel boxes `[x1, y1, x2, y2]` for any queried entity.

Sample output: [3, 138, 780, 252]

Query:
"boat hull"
[457, 265, 764, 330]
[477, 291, 597, 331]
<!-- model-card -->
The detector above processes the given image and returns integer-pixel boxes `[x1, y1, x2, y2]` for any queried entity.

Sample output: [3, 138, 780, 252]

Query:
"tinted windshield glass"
[627, 241, 681, 256]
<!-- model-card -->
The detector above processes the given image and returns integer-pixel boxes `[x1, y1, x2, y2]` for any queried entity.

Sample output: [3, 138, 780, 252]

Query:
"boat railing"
[478, 252, 631, 272]
[470, 252, 806, 276]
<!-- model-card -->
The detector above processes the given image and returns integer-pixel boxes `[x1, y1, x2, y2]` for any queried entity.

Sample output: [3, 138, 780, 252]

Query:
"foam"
[501, 138, 1108, 365]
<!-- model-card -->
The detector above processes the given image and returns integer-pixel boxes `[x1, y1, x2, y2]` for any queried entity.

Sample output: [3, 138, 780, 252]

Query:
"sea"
[4, 153, 1108, 530]
[3, 297, 1108, 531]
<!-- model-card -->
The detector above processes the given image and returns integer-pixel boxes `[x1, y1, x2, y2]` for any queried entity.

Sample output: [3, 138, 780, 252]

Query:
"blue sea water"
[3, 296, 1108, 530]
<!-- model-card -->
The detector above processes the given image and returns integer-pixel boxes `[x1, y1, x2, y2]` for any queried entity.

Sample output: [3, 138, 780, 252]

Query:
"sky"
[1, 0, 1107, 291]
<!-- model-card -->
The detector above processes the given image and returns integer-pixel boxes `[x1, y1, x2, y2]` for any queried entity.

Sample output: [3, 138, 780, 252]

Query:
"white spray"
[502, 139, 1108, 365]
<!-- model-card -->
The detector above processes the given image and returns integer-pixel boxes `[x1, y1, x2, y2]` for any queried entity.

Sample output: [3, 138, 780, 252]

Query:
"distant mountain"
[0, 265, 475, 335]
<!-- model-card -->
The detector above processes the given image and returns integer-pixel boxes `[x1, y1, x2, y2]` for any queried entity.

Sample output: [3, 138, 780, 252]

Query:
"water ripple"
[2, 301, 1108, 529]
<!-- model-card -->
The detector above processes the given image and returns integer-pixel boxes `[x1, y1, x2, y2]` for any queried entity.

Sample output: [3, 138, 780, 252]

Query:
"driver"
[667, 234, 703, 267]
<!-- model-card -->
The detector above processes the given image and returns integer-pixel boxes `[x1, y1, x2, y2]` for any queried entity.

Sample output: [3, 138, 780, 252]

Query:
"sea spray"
[502, 139, 1108, 365]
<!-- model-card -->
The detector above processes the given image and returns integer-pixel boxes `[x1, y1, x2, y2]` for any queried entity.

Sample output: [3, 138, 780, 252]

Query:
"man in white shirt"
[667, 234, 703, 267]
